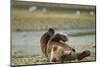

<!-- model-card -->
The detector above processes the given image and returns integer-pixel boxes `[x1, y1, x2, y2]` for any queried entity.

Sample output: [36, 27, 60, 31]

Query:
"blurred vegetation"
[12, 1, 95, 12]
[12, 1, 96, 31]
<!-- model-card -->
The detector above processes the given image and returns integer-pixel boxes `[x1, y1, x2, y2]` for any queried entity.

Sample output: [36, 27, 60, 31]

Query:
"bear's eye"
[53, 46, 57, 51]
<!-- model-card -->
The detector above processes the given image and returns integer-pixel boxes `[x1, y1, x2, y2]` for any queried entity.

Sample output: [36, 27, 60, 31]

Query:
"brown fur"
[40, 29, 91, 62]
[77, 50, 91, 60]
[46, 34, 76, 62]
[46, 34, 91, 62]
[40, 28, 54, 57]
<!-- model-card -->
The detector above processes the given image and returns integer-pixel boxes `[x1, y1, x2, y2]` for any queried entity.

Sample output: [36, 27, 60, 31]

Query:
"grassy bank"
[12, 55, 95, 65]
[12, 44, 96, 65]
[12, 10, 95, 31]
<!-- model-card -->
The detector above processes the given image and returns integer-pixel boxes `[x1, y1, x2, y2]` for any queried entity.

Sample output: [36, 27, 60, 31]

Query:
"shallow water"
[12, 29, 95, 56]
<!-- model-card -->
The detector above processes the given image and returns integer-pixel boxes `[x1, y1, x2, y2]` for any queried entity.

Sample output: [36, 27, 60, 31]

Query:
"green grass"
[12, 10, 95, 31]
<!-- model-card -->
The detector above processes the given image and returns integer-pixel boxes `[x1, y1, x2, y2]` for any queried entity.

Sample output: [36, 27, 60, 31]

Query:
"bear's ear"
[53, 46, 58, 51]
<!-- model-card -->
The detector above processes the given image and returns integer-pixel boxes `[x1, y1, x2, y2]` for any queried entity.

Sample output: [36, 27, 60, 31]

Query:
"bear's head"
[50, 45, 77, 62]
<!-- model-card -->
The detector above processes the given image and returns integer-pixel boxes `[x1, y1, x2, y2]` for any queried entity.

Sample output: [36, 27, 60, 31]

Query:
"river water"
[12, 29, 95, 56]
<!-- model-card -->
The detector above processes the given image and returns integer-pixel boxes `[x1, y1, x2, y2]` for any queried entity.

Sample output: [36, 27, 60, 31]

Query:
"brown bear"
[46, 33, 76, 62]
[40, 28, 55, 58]
[46, 33, 91, 63]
